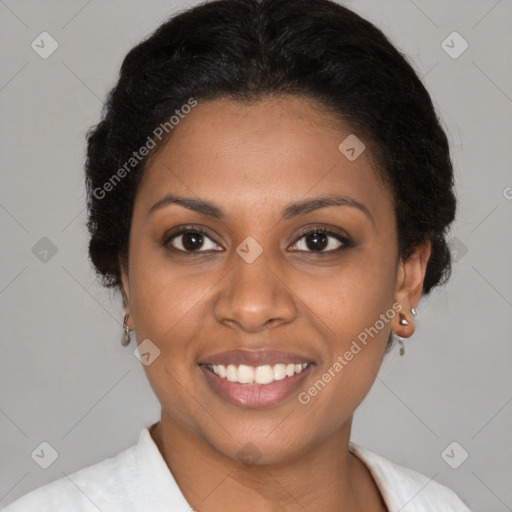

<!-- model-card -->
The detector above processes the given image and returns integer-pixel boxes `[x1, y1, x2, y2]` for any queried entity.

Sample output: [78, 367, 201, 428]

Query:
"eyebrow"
[148, 193, 374, 224]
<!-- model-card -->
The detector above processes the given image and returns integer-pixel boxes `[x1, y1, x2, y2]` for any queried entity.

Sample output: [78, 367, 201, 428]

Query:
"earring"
[411, 307, 417, 317]
[121, 313, 132, 346]
[396, 336, 405, 356]
[398, 312, 409, 326]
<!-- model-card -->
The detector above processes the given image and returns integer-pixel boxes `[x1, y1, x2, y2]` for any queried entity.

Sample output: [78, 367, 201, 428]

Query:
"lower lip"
[200, 365, 312, 409]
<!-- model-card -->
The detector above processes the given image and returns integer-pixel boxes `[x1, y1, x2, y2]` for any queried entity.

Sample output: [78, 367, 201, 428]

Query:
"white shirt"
[3, 426, 472, 511]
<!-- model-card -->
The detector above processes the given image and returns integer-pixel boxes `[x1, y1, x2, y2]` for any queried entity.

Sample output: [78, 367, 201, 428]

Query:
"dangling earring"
[395, 307, 416, 356]
[398, 312, 409, 326]
[396, 336, 405, 356]
[121, 313, 132, 346]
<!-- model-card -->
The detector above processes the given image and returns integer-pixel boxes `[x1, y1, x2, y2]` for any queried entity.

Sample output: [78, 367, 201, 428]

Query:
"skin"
[119, 95, 431, 512]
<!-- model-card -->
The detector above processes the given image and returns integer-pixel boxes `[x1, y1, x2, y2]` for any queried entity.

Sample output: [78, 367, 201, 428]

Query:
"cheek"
[128, 245, 206, 341]
[291, 246, 396, 336]
[290, 250, 395, 407]
[127, 246, 211, 401]
[128, 257, 205, 430]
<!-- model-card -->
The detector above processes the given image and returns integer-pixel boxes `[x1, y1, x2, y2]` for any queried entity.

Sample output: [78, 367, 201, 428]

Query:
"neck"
[150, 412, 387, 512]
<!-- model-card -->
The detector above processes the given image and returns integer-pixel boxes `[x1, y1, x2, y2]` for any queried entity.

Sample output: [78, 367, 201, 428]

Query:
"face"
[120, 95, 429, 464]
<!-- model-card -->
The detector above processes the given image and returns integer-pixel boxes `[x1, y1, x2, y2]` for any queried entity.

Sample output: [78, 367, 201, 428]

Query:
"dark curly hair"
[85, 0, 456, 313]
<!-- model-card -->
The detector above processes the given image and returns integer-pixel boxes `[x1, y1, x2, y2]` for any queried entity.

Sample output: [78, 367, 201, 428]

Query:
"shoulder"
[349, 442, 472, 512]
[3, 426, 191, 512]
[2, 437, 139, 512]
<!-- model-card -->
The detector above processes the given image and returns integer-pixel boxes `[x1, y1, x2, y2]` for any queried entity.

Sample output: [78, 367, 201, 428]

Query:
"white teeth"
[273, 364, 287, 381]
[226, 364, 238, 382]
[207, 362, 309, 385]
[237, 364, 254, 384]
[255, 365, 274, 385]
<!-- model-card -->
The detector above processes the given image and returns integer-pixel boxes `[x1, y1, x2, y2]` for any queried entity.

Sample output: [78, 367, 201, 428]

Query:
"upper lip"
[199, 349, 313, 366]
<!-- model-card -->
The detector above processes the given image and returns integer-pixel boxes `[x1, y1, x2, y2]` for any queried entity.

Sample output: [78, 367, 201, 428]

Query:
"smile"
[200, 362, 313, 409]
[206, 363, 309, 385]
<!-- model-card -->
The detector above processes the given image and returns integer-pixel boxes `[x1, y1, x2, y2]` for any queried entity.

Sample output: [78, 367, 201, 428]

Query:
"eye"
[163, 225, 351, 254]
[164, 227, 223, 253]
[289, 228, 351, 253]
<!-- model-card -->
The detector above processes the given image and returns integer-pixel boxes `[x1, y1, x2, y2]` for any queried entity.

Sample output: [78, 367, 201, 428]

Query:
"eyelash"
[163, 225, 352, 255]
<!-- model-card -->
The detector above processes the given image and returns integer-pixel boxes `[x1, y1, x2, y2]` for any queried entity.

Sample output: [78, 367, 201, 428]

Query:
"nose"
[213, 250, 298, 333]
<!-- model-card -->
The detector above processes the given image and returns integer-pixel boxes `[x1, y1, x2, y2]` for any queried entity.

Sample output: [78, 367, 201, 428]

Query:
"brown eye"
[181, 231, 205, 251]
[165, 229, 222, 253]
[304, 231, 329, 251]
[290, 229, 350, 253]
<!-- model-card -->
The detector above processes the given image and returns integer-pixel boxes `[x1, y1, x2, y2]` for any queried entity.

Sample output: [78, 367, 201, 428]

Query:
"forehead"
[135, 96, 393, 222]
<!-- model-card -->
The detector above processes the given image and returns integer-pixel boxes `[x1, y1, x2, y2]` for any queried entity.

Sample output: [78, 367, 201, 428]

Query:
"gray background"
[1, 1, 511, 510]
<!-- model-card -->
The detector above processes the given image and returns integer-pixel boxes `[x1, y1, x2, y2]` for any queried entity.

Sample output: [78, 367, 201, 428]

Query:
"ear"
[391, 240, 431, 338]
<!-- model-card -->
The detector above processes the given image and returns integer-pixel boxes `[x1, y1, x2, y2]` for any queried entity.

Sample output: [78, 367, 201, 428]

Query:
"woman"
[4, 0, 472, 510]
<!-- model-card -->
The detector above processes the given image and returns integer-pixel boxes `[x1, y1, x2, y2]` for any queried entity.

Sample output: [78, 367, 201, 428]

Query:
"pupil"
[306, 231, 327, 251]
[183, 232, 203, 251]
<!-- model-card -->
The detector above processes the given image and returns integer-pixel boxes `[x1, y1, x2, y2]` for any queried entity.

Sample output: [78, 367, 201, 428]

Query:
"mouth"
[198, 350, 314, 408]
[204, 362, 310, 384]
